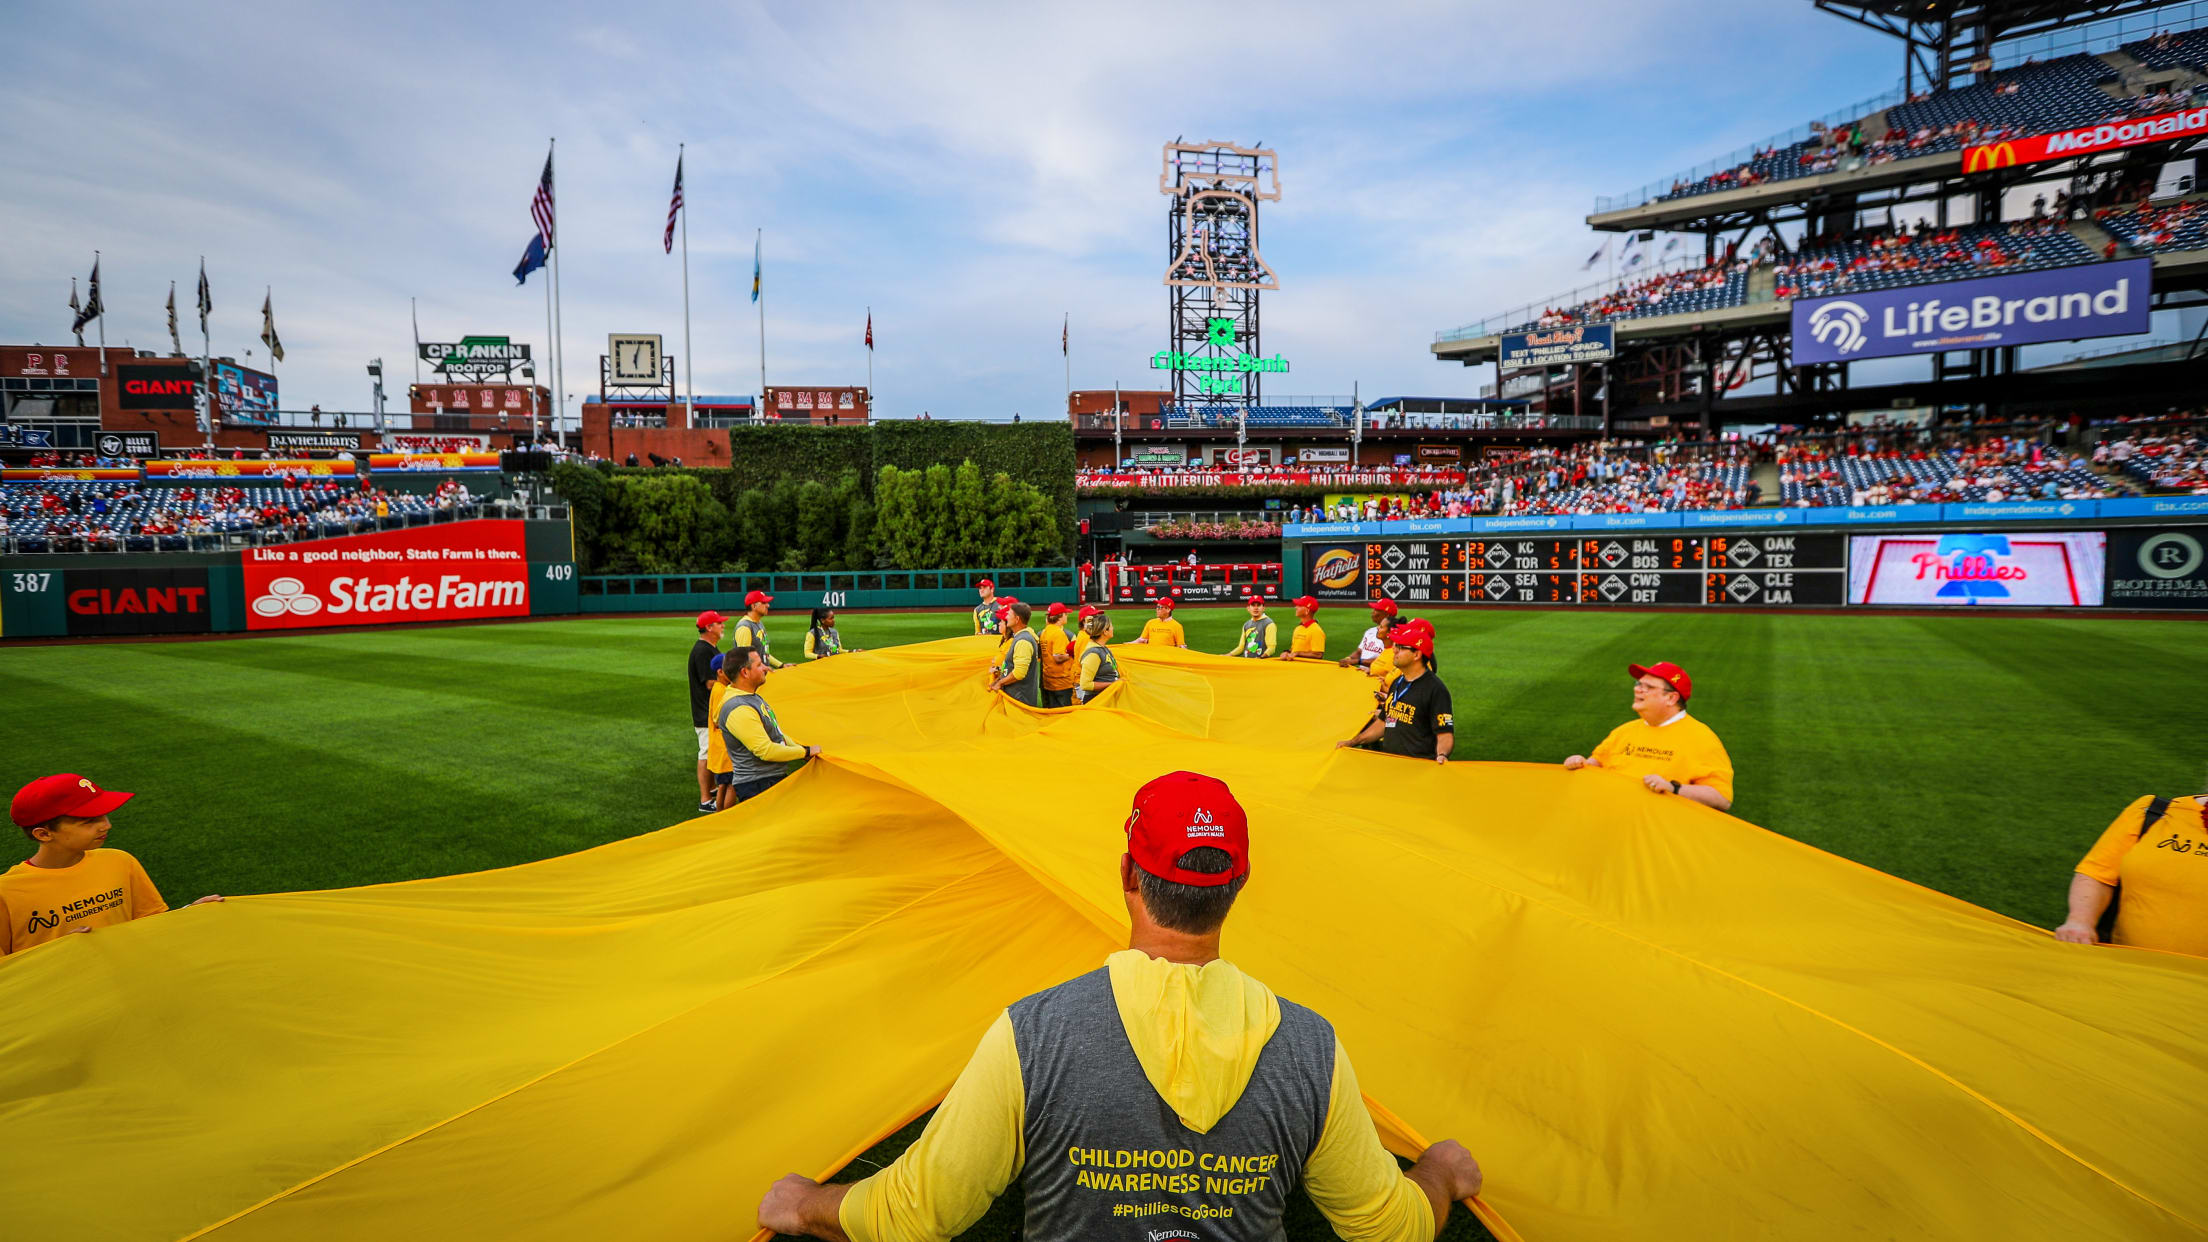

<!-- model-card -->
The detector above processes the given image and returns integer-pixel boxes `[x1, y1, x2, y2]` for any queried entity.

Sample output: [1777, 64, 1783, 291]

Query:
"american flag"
[664, 153, 683, 254]
[532, 149, 556, 247]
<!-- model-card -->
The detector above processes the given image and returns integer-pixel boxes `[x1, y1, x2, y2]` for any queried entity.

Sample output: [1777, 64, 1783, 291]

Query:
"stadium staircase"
[1746, 265, 1779, 305]
[1749, 461, 1782, 506]
[2066, 216, 2127, 259]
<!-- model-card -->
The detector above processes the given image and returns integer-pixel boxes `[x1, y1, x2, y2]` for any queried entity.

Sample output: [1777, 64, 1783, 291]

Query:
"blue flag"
[514, 231, 548, 285]
[751, 232, 761, 303]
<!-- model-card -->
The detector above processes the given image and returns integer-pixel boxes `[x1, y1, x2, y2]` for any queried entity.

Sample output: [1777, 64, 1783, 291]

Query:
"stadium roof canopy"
[1815, 0, 2186, 92]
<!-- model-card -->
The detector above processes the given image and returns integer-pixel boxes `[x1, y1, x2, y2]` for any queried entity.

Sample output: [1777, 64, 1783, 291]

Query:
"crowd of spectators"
[0, 477, 459, 552]
[1531, 254, 1747, 328]
[2097, 426, 2208, 492]
[1775, 429, 2123, 506]
[1771, 218, 2089, 300]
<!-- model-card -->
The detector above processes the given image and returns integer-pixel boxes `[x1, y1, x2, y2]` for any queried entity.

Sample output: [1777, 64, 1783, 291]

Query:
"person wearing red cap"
[1340, 600, 1400, 673]
[1564, 662, 1734, 811]
[972, 579, 1001, 636]
[759, 771, 1483, 1242]
[1076, 609, 1120, 703]
[4, 775, 221, 955]
[1039, 602, 1080, 708]
[1072, 603, 1103, 662]
[1130, 596, 1186, 648]
[1280, 596, 1327, 660]
[1223, 592, 1279, 658]
[988, 601, 1043, 707]
[689, 610, 728, 813]
[1335, 618, 1452, 764]
[731, 590, 785, 672]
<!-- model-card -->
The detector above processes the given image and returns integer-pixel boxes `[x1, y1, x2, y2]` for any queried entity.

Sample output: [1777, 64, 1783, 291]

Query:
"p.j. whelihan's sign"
[1151, 317, 1290, 395]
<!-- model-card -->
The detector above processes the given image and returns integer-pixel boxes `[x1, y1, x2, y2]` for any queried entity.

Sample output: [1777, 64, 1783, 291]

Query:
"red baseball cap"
[744, 590, 774, 607]
[976, 579, 995, 590]
[1155, 596, 1176, 610]
[11, 774, 133, 828]
[1078, 604, 1101, 619]
[1629, 661, 1692, 701]
[1391, 618, 1436, 658]
[1124, 771, 1249, 886]
[1046, 601, 1070, 618]
[695, 610, 726, 629]
[1241, 591, 1266, 603]
[1369, 599, 1399, 617]
[1292, 595, 1318, 610]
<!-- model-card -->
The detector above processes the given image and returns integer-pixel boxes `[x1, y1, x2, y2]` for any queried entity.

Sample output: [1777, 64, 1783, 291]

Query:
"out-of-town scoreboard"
[1311, 533, 1848, 606]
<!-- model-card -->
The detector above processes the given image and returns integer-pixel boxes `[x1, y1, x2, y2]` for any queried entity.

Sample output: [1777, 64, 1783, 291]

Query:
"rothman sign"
[1791, 259, 2151, 365]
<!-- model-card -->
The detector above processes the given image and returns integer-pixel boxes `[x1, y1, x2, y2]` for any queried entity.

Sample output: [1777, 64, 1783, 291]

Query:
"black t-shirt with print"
[1379, 670, 1454, 760]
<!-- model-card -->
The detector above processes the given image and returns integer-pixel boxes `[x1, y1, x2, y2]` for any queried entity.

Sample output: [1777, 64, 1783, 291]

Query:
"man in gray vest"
[758, 770, 1484, 1242]
[987, 601, 1043, 707]
[715, 647, 819, 804]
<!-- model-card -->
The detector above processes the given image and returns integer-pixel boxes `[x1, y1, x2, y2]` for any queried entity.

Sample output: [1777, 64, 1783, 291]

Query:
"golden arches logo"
[1965, 142, 2019, 173]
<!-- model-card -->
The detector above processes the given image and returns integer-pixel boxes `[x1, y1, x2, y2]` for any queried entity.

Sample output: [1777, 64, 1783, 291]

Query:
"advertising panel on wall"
[1498, 323, 1614, 368]
[115, 362, 200, 410]
[1206, 446, 1276, 468]
[1318, 534, 1847, 606]
[1847, 532, 2105, 606]
[212, 362, 279, 423]
[144, 458, 355, 478]
[1307, 545, 1364, 600]
[1791, 260, 2151, 365]
[242, 520, 531, 631]
[366, 453, 503, 472]
[2105, 527, 2208, 610]
[1963, 105, 2208, 170]
[1125, 443, 1188, 466]
[94, 432, 159, 457]
[64, 568, 213, 636]
[1297, 445, 1350, 464]
[267, 431, 364, 452]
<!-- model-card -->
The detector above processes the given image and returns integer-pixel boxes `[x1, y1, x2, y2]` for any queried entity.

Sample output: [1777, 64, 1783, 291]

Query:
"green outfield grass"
[4, 606, 2202, 1241]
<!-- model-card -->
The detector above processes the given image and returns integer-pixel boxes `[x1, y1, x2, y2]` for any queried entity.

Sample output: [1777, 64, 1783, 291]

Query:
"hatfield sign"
[1964, 106, 2208, 170]
[1791, 259, 2151, 365]
[243, 520, 530, 631]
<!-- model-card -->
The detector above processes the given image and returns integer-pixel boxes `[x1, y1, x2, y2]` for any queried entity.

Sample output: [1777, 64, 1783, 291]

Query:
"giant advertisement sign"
[1498, 323, 1614, 368]
[1793, 260, 2151, 364]
[242, 520, 531, 631]
[2105, 527, 2208, 611]
[1964, 106, 2208, 171]
[1847, 532, 2105, 607]
[116, 362, 199, 410]
[64, 568, 213, 636]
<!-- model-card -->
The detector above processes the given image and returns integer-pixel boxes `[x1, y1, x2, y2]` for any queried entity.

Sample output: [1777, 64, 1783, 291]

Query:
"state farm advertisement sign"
[243, 520, 530, 630]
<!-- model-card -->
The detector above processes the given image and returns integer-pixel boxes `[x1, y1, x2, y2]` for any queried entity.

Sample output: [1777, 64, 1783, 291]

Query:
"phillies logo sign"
[1911, 534, 2027, 600]
[243, 520, 531, 631]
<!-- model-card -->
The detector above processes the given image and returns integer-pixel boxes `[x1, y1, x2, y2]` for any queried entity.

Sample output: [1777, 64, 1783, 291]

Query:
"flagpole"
[756, 228, 766, 400]
[200, 258, 212, 451]
[866, 306, 873, 414]
[95, 251, 106, 373]
[679, 144, 694, 424]
[542, 271, 555, 443]
[1062, 312, 1070, 418]
[411, 297, 421, 383]
[549, 138, 567, 439]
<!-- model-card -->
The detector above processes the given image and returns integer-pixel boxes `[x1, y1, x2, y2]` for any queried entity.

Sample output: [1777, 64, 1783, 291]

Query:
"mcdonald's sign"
[1964, 106, 2208, 172]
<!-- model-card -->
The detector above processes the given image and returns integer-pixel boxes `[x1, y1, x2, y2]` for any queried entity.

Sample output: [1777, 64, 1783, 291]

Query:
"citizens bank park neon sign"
[1965, 105, 2208, 170]
[1151, 316, 1291, 395]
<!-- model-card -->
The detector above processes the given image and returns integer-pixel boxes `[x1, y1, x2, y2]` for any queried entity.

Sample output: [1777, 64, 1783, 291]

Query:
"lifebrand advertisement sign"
[242, 520, 530, 631]
[1792, 259, 2151, 364]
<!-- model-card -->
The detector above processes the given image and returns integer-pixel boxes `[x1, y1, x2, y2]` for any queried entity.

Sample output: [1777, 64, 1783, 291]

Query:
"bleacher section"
[1650, 31, 2208, 205]
[1163, 406, 1353, 428]
[1514, 262, 1750, 334]
[2096, 198, 2208, 253]
[0, 481, 446, 552]
[1773, 220, 2100, 299]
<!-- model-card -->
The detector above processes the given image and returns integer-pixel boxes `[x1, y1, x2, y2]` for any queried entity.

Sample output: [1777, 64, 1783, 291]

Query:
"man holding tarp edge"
[758, 771, 1484, 1241]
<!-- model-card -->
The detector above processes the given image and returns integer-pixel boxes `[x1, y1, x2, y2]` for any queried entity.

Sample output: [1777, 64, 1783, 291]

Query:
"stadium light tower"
[1161, 140, 1282, 408]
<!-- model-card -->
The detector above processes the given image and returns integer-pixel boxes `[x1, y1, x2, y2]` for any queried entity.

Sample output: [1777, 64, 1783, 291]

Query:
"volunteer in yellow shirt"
[1073, 605, 1099, 661]
[1131, 597, 1187, 648]
[730, 590, 785, 670]
[1039, 602, 1080, 708]
[1281, 595, 1326, 660]
[3, 773, 222, 955]
[758, 772, 1484, 1242]
[2056, 792, 2208, 956]
[703, 655, 737, 810]
[1564, 661, 1734, 811]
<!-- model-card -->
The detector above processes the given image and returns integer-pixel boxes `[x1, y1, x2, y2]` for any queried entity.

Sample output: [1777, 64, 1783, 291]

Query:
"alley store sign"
[418, 336, 532, 378]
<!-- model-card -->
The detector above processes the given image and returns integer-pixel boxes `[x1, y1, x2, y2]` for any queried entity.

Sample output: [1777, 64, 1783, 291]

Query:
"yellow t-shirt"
[705, 680, 733, 774]
[1370, 649, 1399, 694]
[0, 848, 168, 955]
[1590, 713, 1735, 803]
[992, 635, 1013, 676]
[1039, 624, 1078, 691]
[2077, 795, 2208, 956]
[1139, 616, 1186, 647]
[1290, 621, 1325, 656]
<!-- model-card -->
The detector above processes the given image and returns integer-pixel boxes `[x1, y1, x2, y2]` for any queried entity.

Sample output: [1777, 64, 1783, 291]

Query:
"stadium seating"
[1161, 405, 1353, 428]
[1773, 220, 2100, 299]
[1653, 35, 2207, 204]
[2095, 198, 2208, 253]
[1510, 263, 1750, 335]
[0, 481, 449, 553]
[2103, 429, 2208, 490]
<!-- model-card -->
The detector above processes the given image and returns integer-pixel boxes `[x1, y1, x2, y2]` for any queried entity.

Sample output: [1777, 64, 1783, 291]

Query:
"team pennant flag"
[72, 257, 103, 336]
[197, 258, 212, 336]
[167, 283, 182, 355]
[514, 231, 547, 285]
[260, 290, 284, 363]
[751, 231, 761, 303]
[68, 277, 83, 346]
[865, 310, 873, 351]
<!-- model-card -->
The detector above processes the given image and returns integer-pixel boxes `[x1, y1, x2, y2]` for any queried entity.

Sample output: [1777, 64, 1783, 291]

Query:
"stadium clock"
[607, 334, 664, 387]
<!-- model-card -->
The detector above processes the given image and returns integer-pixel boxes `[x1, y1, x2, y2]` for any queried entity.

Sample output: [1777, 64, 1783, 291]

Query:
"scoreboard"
[1325, 533, 1848, 607]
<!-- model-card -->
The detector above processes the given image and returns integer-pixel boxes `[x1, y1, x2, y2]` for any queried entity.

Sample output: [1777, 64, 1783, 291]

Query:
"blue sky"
[0, 1, 1915, 420]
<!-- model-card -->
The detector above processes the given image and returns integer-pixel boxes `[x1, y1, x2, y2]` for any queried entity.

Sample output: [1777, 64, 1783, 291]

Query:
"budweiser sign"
[1964, 106, 2208, 170]
[242, 520, 530, 631]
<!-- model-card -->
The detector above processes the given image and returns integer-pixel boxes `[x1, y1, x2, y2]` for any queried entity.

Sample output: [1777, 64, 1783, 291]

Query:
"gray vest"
[1236, 616, 1276, 658]
[1003, 629, 1042, 705]
[715, 691, 792, 784]
[1008, 967, 1334, 1242]
[1080, 643, 1119, 699]
[734, 617, 770, 661]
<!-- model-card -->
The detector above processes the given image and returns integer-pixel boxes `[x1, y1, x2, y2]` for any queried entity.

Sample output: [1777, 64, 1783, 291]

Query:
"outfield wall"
[1285, 498, 2208, 612]
[578, 567, 1075, 615]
